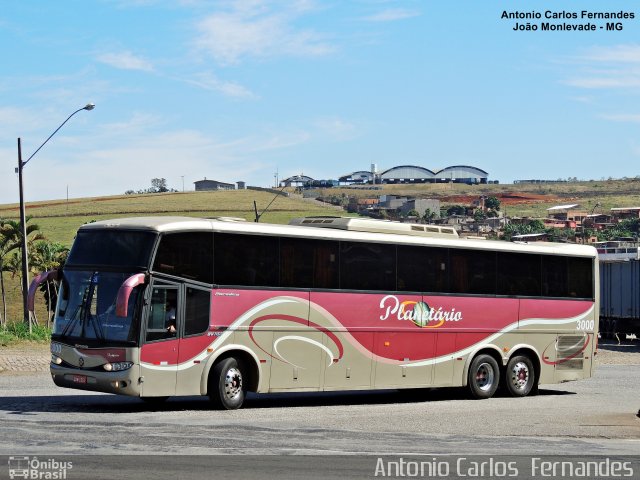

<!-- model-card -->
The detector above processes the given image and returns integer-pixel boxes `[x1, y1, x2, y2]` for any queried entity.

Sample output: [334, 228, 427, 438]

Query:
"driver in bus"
[165, 299, 177, 334]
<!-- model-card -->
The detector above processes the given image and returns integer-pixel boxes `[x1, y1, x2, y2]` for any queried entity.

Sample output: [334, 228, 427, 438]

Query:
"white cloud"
[564, 45, 640, 90]
[193, 1, 334, 65]
[361, 8, 420, 22]
[248, 131, 311, 151]
[601, 113, 640, 123]
[314, 117, 357, 140]
[180, 72, 257, 98]
[97, 51, 154, 72]
[565, 75, 640, 89]
[582, 45, 640, 63]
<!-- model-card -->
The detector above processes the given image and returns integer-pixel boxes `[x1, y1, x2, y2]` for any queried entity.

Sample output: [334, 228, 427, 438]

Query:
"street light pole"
[17, 103, 95, 326]
[17, 139, 29, 326]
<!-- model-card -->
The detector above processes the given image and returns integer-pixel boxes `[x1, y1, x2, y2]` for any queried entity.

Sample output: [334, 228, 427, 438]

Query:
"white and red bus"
[33, 216, 598, 409]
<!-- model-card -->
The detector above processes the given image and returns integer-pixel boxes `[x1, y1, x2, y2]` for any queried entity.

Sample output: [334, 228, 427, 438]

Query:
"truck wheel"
[468, 354, 500, 399]
[505, 355, 536, 397]
[209, 357, 245, 410]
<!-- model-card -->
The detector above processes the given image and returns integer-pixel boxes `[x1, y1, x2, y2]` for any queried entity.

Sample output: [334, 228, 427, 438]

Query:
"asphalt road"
[0, 364, 638, 458]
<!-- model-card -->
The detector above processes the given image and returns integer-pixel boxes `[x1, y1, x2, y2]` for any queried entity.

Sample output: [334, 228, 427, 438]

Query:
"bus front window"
[53, 271, 142, 345]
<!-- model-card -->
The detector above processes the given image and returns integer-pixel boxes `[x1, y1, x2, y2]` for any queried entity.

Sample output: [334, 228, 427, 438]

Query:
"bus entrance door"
[139, 284, 181, 397]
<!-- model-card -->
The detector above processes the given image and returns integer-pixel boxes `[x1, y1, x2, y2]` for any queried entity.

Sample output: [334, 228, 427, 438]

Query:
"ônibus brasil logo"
[379, 295, 463, 328]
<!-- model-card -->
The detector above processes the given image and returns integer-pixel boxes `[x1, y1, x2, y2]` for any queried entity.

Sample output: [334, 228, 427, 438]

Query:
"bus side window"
[541, 256, 568, 298]
[214, 233, 279, 287]
[146, 288, 178, 342]
[497, 253, 541, 297]
[339, 241, 395, 291]
[567, 257, 593, 299]
[184, 287, 210, 336]
[450, 249, 496, 295]
[153, 233, 213, 283]
[397, 245, 448, 293]
[280, 238, 339, 289]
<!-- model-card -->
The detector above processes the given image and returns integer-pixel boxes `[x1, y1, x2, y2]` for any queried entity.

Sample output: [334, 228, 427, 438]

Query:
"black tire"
[504, 355, 536, 397]
[467, 354, 500, 399]
[209, 357, 246, 410]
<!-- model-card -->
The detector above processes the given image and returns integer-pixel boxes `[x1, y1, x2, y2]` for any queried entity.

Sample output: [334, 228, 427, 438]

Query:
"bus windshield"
[66, 230, 156, 268]
[52, 271, 142, 345]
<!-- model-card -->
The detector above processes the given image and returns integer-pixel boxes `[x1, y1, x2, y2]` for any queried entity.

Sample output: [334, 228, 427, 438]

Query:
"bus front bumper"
[50, 363, 142, 397]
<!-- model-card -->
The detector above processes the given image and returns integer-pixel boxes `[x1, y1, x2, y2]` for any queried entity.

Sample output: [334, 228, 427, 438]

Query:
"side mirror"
[115, 274, 146, 317]
[27, 270, 60, 312]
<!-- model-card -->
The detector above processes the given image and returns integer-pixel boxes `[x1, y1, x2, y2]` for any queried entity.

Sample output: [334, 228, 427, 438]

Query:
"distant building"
[583, 214, 613, 231]
[546, 204, 587, 224]
[280, 175, 314, 187]
[236, 181, 246, 190]
[513, 179, 567, 184]
[380, 165, 435, 184]
[435, 165, 488, 184]
[340, 164, 489, 185]
[347, 197, 379, 213]
[611, 207, 640, 221]
[339, 171, 375, 185]
[194, 178, 235, 191]
[595, 240, 640, 261]
[399, 199, 441, 218]
[379, 195, 408, 209]
[512, 233, 549, 242]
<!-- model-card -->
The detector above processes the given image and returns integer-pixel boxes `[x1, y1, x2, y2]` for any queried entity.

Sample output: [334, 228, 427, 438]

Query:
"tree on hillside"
[422, 208, 437, 223]
[485, 196, 500, 211]
[125, 178, 177, 194]
[446, 205, 466, 216]
[473, 209, 487, 222]
[151, 178, 169, 193]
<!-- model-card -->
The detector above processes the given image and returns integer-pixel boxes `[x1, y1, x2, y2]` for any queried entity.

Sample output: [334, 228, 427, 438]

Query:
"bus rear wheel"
[505, 355, 535, 397]
[468, 354, 500, 399]
[209, 357, 246, 410]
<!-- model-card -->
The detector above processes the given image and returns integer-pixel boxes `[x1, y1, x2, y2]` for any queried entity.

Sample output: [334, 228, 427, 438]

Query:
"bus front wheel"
[468, 354, 500, 399]
[209, 357, 246, 410]
[505, 355, 536, 397]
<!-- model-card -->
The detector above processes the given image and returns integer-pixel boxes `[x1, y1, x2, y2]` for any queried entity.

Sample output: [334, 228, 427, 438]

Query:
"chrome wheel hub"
[510, 362, 529, 390]
[224, 367, 243, 400]
[475, 363, 495, 391]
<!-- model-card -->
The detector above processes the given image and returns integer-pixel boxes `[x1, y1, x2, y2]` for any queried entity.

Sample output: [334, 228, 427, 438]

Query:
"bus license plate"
[72, 375, 87, 384]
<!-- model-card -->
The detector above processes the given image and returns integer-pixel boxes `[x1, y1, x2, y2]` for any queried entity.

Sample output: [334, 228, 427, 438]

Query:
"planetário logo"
[379, 295, 463, 328]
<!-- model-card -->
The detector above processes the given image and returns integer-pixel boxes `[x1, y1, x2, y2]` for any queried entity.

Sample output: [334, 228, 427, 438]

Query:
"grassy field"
[0, 189, 343, 324]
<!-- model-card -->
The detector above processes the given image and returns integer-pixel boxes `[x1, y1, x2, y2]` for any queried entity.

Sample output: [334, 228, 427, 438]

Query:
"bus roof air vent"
[289, 217, 459, 239]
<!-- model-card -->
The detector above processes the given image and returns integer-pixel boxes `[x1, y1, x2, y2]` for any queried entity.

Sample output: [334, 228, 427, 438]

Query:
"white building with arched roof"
[434, 165, 488, 184]
[379, 165, 436, 183]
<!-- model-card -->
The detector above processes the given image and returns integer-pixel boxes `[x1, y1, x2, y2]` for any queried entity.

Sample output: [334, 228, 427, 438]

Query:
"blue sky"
[1, 0, 639, 204]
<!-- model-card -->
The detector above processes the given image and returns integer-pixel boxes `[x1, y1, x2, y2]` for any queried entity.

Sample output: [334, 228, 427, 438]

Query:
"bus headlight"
[51, 355, 63, 365]
[103, 362, 133, 372]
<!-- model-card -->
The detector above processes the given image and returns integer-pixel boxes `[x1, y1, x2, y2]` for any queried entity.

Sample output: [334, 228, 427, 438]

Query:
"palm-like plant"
[0, 217, 45, 325]
[30, 241, 69, 326]
[0, 223, 11, 325]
